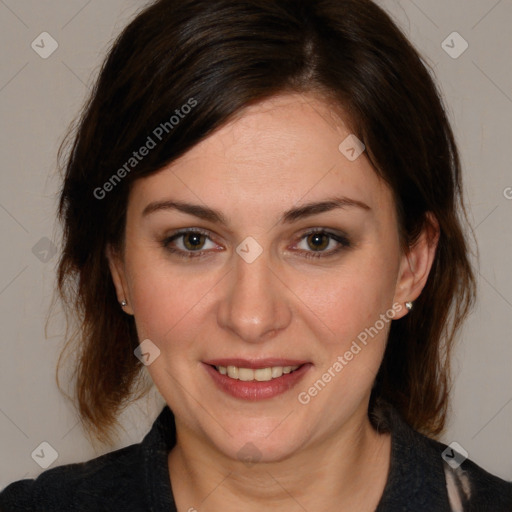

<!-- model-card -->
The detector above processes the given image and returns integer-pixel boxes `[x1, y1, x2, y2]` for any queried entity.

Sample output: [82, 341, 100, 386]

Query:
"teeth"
[227, 365, 239, 379]
[271, 367, 282, 378]
[238, 367, 254, 381]
[215, 365, 300, 381]
[254, 368, 272, 381]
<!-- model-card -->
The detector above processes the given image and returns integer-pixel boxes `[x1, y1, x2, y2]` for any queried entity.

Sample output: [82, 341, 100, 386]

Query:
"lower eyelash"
[163, 246, 201, 258]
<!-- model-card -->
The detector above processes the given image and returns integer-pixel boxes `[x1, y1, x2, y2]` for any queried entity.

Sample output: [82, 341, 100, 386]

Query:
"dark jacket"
[1, 403, 511, 511]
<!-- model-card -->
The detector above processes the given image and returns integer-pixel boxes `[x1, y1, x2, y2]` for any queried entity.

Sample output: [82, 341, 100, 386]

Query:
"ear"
[106, 244, 134, 315]
[393, 212, 440, 319]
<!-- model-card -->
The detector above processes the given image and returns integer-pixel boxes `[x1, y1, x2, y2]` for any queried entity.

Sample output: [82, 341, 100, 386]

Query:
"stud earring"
[120, 300, 128, 308]
[405, 301, 413, 311]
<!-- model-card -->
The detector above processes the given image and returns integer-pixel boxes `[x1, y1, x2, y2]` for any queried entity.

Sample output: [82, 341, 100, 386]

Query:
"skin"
[108, 93, 439, 512]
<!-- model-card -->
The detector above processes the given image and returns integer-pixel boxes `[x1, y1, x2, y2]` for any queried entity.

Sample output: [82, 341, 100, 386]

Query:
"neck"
[168, 409, 391, 512]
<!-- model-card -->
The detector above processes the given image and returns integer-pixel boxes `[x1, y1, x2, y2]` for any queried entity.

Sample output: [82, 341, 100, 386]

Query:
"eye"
[162, 228, 351, 260]
[162, 229, 219, 258]
[293, 229, 351, 259]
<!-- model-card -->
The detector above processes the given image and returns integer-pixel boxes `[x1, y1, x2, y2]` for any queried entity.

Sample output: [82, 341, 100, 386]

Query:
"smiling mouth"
[213, 364, 303, 382]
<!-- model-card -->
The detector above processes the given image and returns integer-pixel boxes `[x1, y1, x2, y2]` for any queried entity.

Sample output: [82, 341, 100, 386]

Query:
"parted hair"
[55, 0, 477, 445]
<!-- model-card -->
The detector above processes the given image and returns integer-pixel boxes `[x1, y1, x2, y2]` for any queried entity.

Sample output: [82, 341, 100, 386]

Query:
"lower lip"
[203, 363, 312, 400]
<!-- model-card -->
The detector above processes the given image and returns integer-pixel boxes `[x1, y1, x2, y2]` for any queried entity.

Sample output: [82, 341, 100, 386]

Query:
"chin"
[206, 418, 306, 464]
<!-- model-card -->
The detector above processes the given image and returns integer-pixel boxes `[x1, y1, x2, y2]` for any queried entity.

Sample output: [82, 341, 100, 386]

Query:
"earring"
[405, 301, 413, 311]
[120, 300, 127, 307]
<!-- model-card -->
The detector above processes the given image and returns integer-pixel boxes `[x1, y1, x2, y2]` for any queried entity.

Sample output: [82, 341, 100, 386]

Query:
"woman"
[1, 0, 511, 510]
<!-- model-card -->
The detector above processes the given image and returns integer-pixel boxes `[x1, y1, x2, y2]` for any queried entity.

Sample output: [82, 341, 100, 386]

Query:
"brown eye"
[306, 232, 330, 251]
[162, 229, 218, 258]
[294, 229, 351, 259]
[183, 232, 207, 251]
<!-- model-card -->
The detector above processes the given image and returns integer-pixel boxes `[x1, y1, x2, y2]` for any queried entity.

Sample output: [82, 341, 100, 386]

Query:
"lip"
[202, 361, 312, 400]
[203, 358, 310, 369]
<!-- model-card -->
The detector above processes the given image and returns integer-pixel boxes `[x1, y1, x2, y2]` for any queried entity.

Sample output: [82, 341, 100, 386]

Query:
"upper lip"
[203, 358, 310, 369]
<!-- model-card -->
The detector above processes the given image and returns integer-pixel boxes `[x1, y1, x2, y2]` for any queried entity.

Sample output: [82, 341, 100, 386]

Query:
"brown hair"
[55, 0, 477, 445]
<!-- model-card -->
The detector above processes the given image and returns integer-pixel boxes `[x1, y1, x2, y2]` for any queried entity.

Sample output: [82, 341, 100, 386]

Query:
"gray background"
[1, 0, 511, 487]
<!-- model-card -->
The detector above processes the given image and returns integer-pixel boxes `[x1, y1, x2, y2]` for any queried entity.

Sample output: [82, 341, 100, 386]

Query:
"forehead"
[129, 93, 393, 222]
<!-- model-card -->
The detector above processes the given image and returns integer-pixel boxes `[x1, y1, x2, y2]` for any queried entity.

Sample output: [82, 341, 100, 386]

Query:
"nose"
[216, 245, 292, 343]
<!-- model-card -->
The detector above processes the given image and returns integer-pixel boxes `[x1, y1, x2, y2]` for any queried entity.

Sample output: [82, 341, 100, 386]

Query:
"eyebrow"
[142, 196, 371, 225]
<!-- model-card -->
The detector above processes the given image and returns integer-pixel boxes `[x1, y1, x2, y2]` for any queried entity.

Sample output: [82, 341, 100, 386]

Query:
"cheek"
[290, 249, 399, 343]
[126, 254, 217, 344]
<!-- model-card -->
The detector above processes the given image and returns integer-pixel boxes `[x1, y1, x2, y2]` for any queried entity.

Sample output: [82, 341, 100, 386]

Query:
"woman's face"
[109, 93, 431, 462]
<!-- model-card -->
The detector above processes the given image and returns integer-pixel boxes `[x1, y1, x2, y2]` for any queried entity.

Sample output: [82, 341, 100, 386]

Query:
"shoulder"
[0, 443, 145, 511]
[1, 405, 175, 512]
[437, 440, 512, 511]
[372, 400, 512, 511]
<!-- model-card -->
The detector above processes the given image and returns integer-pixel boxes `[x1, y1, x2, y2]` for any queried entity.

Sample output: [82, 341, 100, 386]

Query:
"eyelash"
[161, 228, 351, 260]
